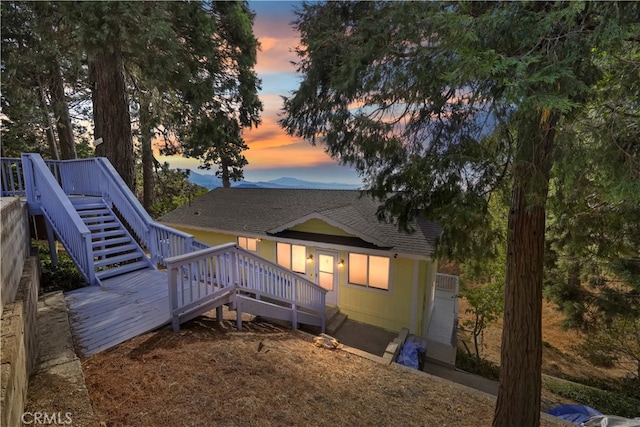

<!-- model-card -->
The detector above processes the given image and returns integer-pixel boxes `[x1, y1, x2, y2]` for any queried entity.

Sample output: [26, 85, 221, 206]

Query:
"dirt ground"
[457, 297, 630, 381]
[83, 311, 563, 427]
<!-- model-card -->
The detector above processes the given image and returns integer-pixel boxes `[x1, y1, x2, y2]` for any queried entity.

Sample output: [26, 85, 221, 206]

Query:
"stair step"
[92, 229, 127, 240]
[83, 215, 116, 224]
[92, 236, 132, 248]
[96, 261, 151, 280]
[86, 222, 119, 231]
[70, 199, 104, 208]
[95, 252, 143, 268]
[77, 208, 111, 217]
[325, 305, 341, 324]
[326, 312, 348, 336]
[93, 244, 138, 258]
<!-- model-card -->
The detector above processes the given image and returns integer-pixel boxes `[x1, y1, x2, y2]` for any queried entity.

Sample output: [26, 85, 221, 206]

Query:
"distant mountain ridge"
[186, 170, 360, 190]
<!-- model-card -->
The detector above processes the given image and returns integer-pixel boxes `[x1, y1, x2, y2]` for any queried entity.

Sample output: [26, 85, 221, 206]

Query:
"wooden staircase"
[72, 197, 153, 282]
[3, 154, 327, 355]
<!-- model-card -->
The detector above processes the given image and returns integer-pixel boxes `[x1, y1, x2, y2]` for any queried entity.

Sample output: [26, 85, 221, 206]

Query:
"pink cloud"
[256, 36, 300, 74]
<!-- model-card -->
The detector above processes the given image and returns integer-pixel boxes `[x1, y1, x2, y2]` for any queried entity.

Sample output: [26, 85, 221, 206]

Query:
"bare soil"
[457, 297, 629, 381]
[83, 310, 563, 427]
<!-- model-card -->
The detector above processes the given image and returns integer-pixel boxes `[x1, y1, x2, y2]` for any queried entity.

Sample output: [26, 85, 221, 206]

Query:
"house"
[160, 188, 458, 362]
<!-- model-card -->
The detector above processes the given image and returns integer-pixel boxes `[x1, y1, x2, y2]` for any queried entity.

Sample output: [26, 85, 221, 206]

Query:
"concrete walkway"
[334, 319, 497, 394]
[332, 320, 568, 425]
[24, 292, 96, 427]
[333, 318, 398, 357]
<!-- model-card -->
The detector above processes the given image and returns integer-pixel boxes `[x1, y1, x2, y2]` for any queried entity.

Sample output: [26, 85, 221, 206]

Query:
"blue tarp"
[547, 404, 602, 424]
[397, 340, 424, 369]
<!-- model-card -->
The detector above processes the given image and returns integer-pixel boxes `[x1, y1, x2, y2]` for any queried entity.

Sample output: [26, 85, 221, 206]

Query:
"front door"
[316, 250, 338, 306]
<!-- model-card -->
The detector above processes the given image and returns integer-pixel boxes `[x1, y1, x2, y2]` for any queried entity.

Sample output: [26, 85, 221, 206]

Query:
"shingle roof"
[158, 188, 442, 257]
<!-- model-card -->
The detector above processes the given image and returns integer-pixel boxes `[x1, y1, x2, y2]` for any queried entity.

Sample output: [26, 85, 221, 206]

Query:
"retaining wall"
[1, 197, 40, 427]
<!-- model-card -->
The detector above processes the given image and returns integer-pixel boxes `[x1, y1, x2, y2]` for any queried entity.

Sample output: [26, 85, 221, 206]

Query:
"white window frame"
[276, 242, 307, 274]
[237, 236, 259, 252]
[347, 252, 390, 291]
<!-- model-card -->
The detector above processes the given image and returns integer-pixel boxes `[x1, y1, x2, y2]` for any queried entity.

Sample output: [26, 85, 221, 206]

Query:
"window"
[277, 242, 306, 274]
[238, 236, 258, 252]
[348, 253, 390, 290]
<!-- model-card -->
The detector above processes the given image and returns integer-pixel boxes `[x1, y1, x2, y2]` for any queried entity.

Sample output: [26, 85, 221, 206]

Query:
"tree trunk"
[221, 157, 231, 188]
[37, 79, 59, 160]
[493, 110, 559, 427]
[49, 57, 76, 159]
[140, 97, 154, 212]
[89, 45, 135, 190]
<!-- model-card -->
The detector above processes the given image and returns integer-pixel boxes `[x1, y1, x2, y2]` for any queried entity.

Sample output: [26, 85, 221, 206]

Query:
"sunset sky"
[157, 1, 362, 185]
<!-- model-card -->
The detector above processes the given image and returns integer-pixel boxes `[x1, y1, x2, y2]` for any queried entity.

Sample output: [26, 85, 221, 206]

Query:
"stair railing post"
[149, 226, 159, 266]
[21, 154, 37, 205]
[84, 231, 96, 285]
[291, 276, 297, 330]
[185, 236, 193, 256]
[168, 264, 180, 332]
[229, 250, 238, 286]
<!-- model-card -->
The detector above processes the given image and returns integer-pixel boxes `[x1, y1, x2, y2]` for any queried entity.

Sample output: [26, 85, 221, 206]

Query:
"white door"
[316, 250, 338, 306]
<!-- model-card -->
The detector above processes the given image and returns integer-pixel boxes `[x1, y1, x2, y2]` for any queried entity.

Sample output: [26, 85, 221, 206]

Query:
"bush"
[556, 375, 640, 402]
[455, 349, 500, 381]
[36, 242, 87, 293]
[544, 379, 640, 418]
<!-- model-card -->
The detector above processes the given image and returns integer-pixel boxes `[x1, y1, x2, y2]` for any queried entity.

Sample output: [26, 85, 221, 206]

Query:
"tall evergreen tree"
[125, 1, 262, 204]
[280, 2, 638, 425]
[163, 1, 262, 188]
[1, 1, 80, 159]
[545, 37, 640, 376]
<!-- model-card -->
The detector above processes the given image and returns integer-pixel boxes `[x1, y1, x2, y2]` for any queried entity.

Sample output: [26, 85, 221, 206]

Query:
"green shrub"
[556, 374, 640, 402]
[545, 379, 640, 418]
[455, 349, 500, 381]
[36, 242, 87, 293]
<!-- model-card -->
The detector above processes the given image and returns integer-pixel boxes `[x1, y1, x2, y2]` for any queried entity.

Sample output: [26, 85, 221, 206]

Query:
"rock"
[313, 333, 341, 350]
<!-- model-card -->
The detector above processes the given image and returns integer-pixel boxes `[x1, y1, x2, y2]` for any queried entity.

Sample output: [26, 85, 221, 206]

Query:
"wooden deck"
[65, 269, 171, 356]
[66, 264, 325, 356]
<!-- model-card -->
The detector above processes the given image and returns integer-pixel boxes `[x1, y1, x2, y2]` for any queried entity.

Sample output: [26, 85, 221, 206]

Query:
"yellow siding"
[289, 218, 355, 237]
[168, 225, 437, 334]
[175, 226, 236, 246]
[338, 256, 425, 333]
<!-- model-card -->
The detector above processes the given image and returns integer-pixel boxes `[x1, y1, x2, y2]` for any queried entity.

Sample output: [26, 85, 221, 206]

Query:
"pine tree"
[280, 2, 638, 424]
[1, 1, 80, 159]
[545, 36, 640, 377]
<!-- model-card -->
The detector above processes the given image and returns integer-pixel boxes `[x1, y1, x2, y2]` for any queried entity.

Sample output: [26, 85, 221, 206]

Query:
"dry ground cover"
[83, 312, 562, 427]
[457, 298, 630, 381]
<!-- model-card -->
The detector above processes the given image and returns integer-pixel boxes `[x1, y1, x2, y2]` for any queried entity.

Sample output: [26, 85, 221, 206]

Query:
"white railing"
[1, 158, 25, 196]
[19, 156, 197, 266]
[166, 243, 326, 332]
[21, 154, 96, 285]
[436, 273, 459, 321]
[436, 273, 459, 293]
[1, 157, 62, 196]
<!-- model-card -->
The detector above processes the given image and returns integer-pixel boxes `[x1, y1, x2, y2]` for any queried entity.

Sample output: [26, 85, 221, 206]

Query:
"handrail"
[21, 154, 96, 285]
[436, 273, 459, 318]
[2, 155, 200, 267]
[166, 243, 326, 331]
[48, 156, 195, 265]
[1, 158, 25, 196]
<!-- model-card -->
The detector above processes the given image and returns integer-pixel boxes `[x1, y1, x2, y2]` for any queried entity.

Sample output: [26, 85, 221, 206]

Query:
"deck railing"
[3, 155, 199, 266]
[1, 157, 68, 196]
[1, 158, 25, 196]
[166, 243, 326, 332]
[21, 154, 96, 285]
[435, 273, 459, 319]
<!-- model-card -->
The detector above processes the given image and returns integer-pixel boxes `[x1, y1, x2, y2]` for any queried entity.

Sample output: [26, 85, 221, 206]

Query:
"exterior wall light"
[338, 259, 345, 267]
[307, 254, 314, 262]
